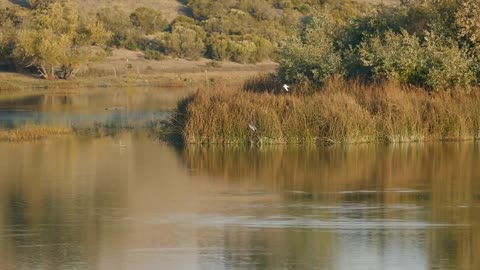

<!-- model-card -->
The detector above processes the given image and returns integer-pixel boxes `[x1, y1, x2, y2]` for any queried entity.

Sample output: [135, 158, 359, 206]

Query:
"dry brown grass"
[169, 79, 480, 145]
[0, 125, 72, 142]
[0, 81, 21, 95]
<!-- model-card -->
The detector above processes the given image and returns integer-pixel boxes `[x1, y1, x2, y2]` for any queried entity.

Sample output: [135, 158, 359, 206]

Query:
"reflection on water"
[0, 88, 191, 128]
[0, 137, 479, 270]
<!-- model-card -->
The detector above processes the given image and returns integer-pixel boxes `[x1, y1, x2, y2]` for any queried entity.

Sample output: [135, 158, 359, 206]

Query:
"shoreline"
[0, 57, 278, 94]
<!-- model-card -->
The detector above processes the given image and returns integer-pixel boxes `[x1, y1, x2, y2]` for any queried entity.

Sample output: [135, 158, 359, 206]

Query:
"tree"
[0, 7, 26, 69]
[13, 1, 111, 79]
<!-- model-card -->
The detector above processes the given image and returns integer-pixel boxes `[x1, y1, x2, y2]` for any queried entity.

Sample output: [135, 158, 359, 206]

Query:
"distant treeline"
[0, 0, 366, 79]
[1, 0, 480, 89]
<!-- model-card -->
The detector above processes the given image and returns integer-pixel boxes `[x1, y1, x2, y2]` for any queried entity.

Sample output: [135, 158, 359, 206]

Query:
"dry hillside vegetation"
[0, 0, 183, 20]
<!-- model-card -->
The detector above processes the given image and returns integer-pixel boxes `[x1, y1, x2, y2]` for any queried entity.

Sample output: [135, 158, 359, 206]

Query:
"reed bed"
[169, 79, 480, 145]
[0, 126, 72, 142]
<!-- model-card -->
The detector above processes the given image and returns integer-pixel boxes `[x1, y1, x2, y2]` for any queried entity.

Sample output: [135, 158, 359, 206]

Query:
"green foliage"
[13, 2, 111, 79]
[279, 37, 340, 85]
[130, 7, 168, 35]
[455, 0, 480, 47]
[272, 0, 480, 89]
[206, 33, 273, 63]
[144, 49, 165, 60]
[188, 0, 228, 20]
[0, 7, 27, 69]
[228, 39, 256, 63]
[164, 25, 205, 60]
[3, 0, 480, 89]
[28, 0, 57, 10]
[237, 0, 277, 20]
[359, 30, 475, 89]
[207, 33, 231, 61]
[359, 30, 427, 86]
[278, 12, 341, 85]
[96, 7, 143, 50]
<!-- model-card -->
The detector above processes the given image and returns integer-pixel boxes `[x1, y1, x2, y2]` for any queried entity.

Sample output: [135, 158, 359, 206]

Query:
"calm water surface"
[1, 90, 480, 270]
[0, 87, 191, 128]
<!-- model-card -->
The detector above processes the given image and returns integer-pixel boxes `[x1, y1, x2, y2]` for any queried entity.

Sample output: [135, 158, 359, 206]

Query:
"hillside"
[1, 0, 403, 81]
[0, 0, 184, 20]
[1, 0, 398, 19]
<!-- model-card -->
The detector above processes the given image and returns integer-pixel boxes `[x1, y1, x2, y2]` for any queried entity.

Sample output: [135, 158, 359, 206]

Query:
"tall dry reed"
[169, 79, 480, 145]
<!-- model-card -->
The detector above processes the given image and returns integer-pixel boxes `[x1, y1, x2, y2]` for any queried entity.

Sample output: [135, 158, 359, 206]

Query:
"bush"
[0, 7, 25, 69]
[456, 0, 480, 48]
[13, 2, 111, 79]
[28, 0, 56, 9]
[278, 37, 340, 85]
[359, 30, 427, 85]
[97, 7, 143, 49]
[228, 40, 257, 63]
[207, 33, 231, 61]
[188, 0, 227, 20]
[130, 7, 168, 35]
[144, 49, 165, 60]
[165, 26, 205, 60]
[249, 35, 274, 62]
[359, 30, 475, 89]
[278, 12, 341, 85]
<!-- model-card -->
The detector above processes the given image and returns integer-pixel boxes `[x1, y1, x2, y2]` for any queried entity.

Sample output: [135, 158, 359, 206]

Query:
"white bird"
[283, 84, 289, 92]
[248, 123, 257, 132]
[119, 140, 126, 148]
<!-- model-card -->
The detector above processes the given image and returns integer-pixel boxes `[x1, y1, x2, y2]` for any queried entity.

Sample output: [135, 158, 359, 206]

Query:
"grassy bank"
[0, 62, 275, 97]
[168, 80, 480, 145]
[0, 126, 73, 142]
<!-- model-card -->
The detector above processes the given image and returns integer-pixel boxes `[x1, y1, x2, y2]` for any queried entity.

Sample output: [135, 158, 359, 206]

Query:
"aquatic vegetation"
[0, 125, 72, 141]
[167, 80, 480, 145]
[0, 82, 21, 94]
[72, 122, 135, 138]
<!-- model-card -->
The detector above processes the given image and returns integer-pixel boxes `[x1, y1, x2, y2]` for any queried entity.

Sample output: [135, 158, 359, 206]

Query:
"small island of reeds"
[159, 0, 480, 145]
[165, 78, 480, 145]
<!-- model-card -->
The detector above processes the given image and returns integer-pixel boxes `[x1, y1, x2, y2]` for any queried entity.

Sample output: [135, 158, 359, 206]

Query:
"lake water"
[0, 88, 190, 128]
[1, 90, 480, 270]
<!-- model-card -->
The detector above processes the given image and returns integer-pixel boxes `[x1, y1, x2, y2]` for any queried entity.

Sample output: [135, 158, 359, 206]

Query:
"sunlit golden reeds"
[0, 125, 72, 142]
[170, 78, 480, 145]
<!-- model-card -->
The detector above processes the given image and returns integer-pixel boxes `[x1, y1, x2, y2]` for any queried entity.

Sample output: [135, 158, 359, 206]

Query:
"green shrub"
[207, 33, 232, 61]
[279, 37, 340, 85]
[188, 0, 227, 20]
[165, 26, 206, 60]
[130, 7, 168, 35]
[28, 0, 56, 9]
[206, 61, 221, 68]
[278, 12, 341, 85]
[228, 40, 257, 63]
[144, 49, 165, 60]
[359, 30, 426, 85]
[97, 7, 150, 50]
[13, 2, 111, 79]
[248, 35, 274, 62]
[237, 0, 276, 20]
[359, 30, 475, 89]
[0, 7, 25, 69]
